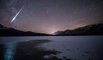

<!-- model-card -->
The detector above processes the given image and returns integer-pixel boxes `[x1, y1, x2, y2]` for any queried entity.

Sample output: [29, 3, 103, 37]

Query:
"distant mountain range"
[55, 24, 103, 35]
[0, 24, 50, 36]
[0, 24, 103, 36]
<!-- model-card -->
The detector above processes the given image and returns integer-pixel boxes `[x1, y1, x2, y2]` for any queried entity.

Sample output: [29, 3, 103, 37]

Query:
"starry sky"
[0, 0, 103, 34]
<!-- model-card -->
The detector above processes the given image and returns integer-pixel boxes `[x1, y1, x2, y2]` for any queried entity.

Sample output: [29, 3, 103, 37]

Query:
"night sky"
[0, 0, 103, 34]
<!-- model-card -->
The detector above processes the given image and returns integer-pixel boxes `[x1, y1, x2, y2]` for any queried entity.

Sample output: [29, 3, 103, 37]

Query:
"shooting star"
[11, 7, 23, 23]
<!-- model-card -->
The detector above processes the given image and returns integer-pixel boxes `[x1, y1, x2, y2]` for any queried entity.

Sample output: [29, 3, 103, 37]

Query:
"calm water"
[0, 36, 103, 60]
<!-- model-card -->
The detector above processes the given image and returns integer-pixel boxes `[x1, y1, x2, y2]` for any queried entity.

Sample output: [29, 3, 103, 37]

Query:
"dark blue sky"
[0, 0, 103, 34]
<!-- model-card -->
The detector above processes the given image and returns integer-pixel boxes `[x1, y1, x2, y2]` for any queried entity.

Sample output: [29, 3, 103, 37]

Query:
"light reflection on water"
[4, 43, 16, 60]
[0, 36, 103, 60]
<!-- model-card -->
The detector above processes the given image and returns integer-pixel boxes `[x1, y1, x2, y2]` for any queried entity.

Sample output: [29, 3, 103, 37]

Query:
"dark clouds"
[0, 0, 103, 34]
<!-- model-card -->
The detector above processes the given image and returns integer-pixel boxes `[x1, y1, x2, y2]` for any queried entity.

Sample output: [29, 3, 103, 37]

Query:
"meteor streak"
[11, 7, 23, 23]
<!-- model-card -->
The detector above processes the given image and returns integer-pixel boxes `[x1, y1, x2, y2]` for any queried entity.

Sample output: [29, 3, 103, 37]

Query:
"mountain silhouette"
[0, 24, 6, 28]
[55, 24, 103, 35]
[0, 24, 103, 36]
[0, 24, 50, 36]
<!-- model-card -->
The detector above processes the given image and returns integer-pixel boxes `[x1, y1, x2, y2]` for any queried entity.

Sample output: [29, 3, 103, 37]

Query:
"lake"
[0, 36, 103, 60]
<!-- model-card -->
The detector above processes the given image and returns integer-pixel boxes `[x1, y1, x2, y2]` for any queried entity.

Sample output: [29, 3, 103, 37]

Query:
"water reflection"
[0, 44, 5, 60]
[1, 40, 63, 60]
[0, 36, 103, 60]
[4, 43, 16, 60]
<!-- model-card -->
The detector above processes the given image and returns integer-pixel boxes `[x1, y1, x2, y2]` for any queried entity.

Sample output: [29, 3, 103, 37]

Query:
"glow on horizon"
[48, 30, 57, 34]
